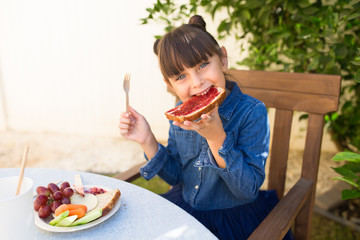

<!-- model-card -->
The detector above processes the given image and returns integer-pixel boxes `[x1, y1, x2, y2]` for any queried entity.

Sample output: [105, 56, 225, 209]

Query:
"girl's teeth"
[198, 88, 210, 96]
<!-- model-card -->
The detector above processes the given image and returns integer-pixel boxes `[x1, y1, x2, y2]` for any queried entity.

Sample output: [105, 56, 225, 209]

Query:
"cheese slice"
[70, 193, 98, 212]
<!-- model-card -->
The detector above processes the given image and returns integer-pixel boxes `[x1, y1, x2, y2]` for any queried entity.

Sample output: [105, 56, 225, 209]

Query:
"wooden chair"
[114, 70, 341, 240]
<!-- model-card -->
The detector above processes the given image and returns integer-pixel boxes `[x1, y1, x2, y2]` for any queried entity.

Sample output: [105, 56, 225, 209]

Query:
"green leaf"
[210, 3, 222, 19]
[332, 176, 359, 188]
[302, 7, 319, 15]
[297, 0, 312, 8]
[332, 152, 360, 162]
[340, 162, 360, 173]
[299, 113, 308, 121]
[331, 112, 338, 121]
[352, 61, 360, 66]
[244, 0, 263, 9]
[334, 44, 348, 59]
[241, 10, 251, 20]
[355, 69, 360, 83]
[347, 12, 360, 21]
[348, 0, 360, 7]
[332, 166, 359, 179]
[307, 57, 319, 71]
[342, 189, 360, 200]
[217, 20, 231, 34]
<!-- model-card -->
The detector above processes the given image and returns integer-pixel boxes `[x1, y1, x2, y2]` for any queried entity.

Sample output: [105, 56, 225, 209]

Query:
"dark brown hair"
[153, 15, 223, 82]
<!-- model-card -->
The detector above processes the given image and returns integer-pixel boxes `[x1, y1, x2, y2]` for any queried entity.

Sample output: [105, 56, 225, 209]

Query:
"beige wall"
[0, 0, 173, 140]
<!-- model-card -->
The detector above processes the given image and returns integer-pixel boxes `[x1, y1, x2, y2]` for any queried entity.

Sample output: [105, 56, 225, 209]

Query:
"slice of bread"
[165, 86, 226, 123]
[94, 189, 121, 216]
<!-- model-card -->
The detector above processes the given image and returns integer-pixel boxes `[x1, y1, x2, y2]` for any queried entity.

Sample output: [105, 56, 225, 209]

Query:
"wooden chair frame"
[114, 70, 341, 240]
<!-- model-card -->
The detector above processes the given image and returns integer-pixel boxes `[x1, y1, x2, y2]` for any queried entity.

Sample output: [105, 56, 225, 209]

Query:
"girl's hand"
[118, 106, 153, 145]
[119, 106, 158, 159]
[173, 106, 225, 142]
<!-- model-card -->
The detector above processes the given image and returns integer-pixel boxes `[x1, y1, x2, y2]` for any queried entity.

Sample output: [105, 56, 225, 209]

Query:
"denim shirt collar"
[218, 80, 242, 121]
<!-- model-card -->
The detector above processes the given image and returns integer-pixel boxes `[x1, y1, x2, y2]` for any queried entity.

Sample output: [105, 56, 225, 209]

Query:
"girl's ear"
[220, 46, 229, 71]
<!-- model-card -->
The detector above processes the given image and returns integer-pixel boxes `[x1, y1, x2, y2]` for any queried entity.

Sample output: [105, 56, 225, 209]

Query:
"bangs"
[157, 25, 221, 80]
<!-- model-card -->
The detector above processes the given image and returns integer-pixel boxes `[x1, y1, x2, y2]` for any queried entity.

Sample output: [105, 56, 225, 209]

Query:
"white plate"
[34, 185, 121, 232]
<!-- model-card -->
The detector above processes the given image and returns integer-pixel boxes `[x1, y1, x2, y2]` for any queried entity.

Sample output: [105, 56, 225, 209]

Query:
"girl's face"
[167, 47, 228, 102]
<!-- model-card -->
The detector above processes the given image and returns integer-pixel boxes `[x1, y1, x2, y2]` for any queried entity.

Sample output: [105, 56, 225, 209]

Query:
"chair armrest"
[248, 178, 313, 240]
[113, 161, 146, 182]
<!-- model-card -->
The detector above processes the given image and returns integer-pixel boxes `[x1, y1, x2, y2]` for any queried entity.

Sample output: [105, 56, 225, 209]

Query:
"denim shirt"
[140, 80, 270, 210]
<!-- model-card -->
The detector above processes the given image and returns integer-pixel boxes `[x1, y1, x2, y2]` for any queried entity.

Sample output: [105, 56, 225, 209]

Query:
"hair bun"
[188, 15, 206, 31]
[153, 38, 160, 55]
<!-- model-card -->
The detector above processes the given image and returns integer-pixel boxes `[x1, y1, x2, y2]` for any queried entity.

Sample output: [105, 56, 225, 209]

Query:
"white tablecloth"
[1, 168, 218, 240]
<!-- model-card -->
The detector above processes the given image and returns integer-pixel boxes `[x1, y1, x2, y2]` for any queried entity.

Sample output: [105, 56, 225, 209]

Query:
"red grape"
[60, 182, 70, 192]
[38, 205, 51, 218]
[51, 201, 62, 213]
[34, 181, 73, 215]
[36, 186, 50, 196]
[62, 187, 74, 198]
[47, 183, 60, 194]
[61, 197, 71, 204]
[34, 201, 42, 211]
[35, 194, 48, 205]
[53, 191, 63, 201]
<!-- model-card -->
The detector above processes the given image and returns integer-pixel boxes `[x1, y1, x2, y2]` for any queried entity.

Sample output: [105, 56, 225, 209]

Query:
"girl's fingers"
[129, 106, 141, 119]
[179, 120, 200, 131]
[120, 110, 137, 125]
[119, 128, 129, 135]
[173, 121, 187, 129]
[118, 122, 130, 129]
[120, 112, 129, 118]
[183, 121, 193, 126]
[119, 116, 131, 125]
[200, 114, 212, 122]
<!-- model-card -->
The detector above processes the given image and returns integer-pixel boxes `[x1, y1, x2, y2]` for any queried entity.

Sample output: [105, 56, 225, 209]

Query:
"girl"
[119, 15, 293, 240]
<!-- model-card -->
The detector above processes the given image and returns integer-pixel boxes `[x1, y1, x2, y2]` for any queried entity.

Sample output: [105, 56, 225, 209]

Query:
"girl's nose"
[191, 73, 204, 88]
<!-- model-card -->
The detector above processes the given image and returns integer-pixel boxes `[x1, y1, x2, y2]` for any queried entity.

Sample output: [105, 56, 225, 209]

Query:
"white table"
[1, 168, 218, 240]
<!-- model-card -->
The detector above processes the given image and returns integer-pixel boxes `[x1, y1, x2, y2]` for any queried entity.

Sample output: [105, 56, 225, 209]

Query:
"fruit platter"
[33, 179, 121, 232]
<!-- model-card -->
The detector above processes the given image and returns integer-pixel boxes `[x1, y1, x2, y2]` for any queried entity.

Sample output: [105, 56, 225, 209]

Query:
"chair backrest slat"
[227, 69, 340, 96]
[268, 109, 293, 199]
[239, 88, 338, 114]
[302, 113, 325, 181]
[227, 69, 341, 114]
[293, 113, 325, 239]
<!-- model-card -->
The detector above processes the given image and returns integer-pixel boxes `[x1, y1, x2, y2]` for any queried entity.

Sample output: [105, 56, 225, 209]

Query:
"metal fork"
[123, 73, 131, 112]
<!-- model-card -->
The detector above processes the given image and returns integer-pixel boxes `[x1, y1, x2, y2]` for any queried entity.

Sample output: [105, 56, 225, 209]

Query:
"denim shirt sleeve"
[208, 102, 270, 201]
[140, 123, 183, 186]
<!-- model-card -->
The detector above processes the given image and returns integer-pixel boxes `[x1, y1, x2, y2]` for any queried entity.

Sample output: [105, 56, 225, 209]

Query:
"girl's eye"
[199, 62, 209, 69]
[176, 74, 186, 81]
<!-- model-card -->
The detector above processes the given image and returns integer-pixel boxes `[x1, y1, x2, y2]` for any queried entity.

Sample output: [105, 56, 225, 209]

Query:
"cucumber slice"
[55, 215, 78, 227]
[71, 209, 102, 226]
[49, 210, 69, 226]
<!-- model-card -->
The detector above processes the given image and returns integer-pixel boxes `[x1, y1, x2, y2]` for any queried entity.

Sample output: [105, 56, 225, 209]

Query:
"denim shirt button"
[143, 172, 148, 177]
[196, 160, 200, 164]
[198, 167, 201, 171]
[195, 185, 199, 189]
[219, 146, 223, 150]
